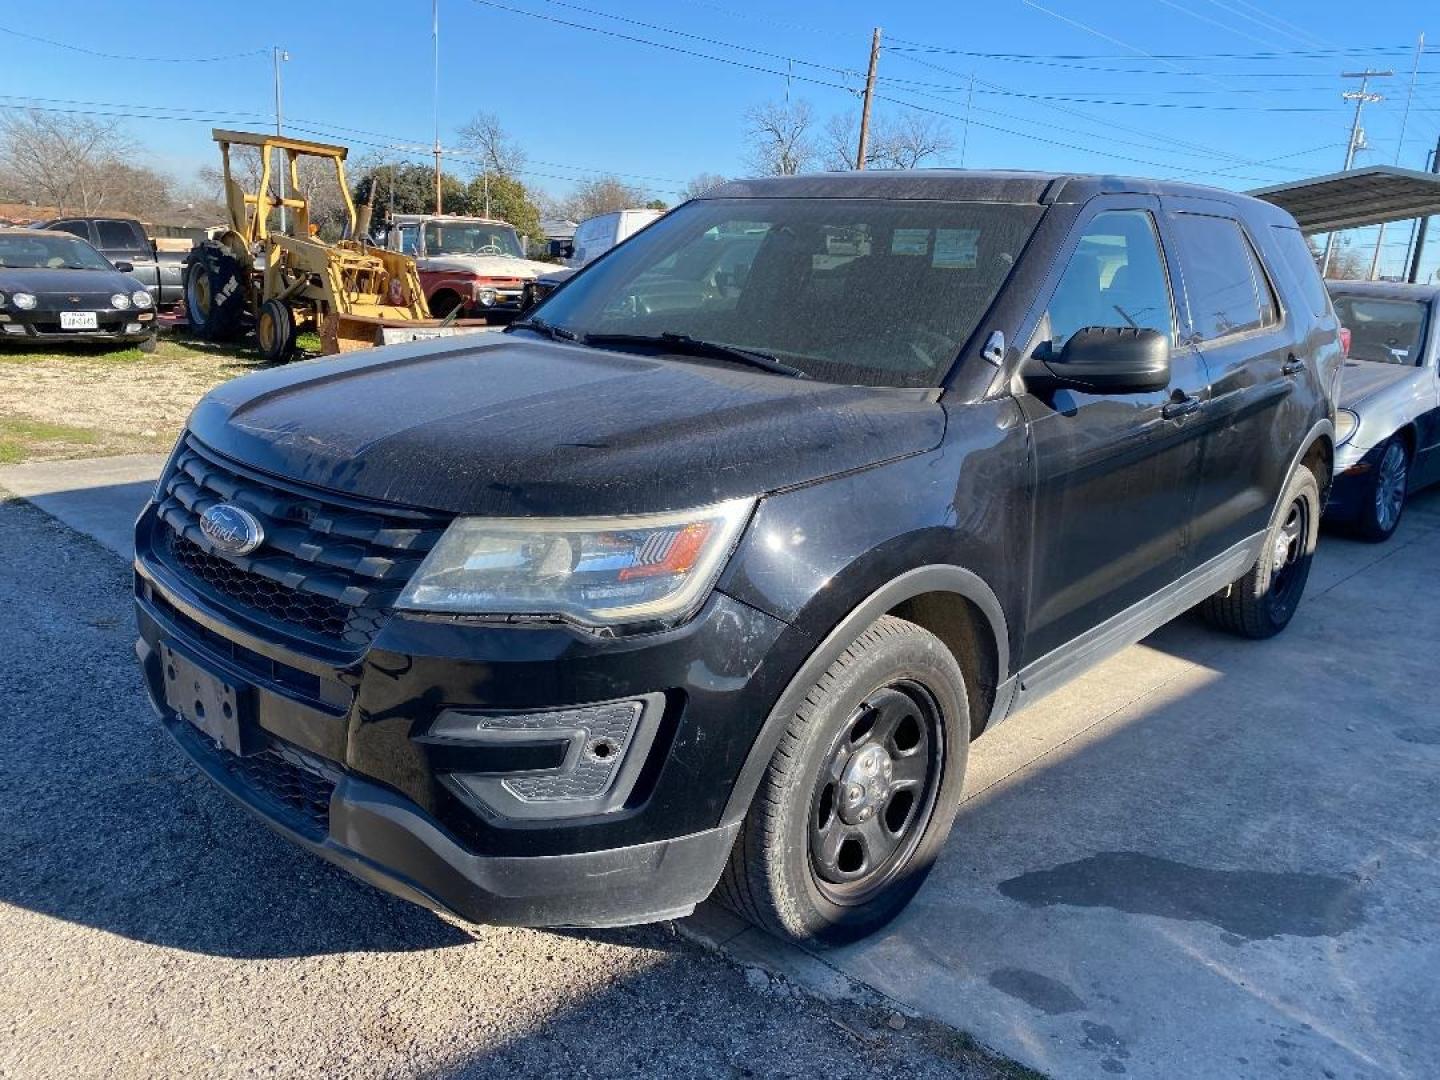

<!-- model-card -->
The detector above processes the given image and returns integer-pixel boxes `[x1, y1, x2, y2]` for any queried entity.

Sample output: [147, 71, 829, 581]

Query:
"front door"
[1017, 198, 1210, 661]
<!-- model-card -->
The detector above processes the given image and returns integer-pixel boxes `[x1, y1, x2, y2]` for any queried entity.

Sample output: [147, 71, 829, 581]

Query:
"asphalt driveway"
[3, 456, 1438, 1078]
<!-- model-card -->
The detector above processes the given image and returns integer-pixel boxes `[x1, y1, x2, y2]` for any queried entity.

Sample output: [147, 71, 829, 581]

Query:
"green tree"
[352, 163, 471, 222]
[465, 173, 543, 243]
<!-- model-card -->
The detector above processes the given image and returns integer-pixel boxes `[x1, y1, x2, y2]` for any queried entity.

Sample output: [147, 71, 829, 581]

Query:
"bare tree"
[0, 112, 157, 217]
[821, 111, 953, 171]
[456, 112, 527, 177]
[682, 172, 729, 199]
[744, 100, 817, 176]
[561, 175, 652, 221]
[871, 113, 955, 169]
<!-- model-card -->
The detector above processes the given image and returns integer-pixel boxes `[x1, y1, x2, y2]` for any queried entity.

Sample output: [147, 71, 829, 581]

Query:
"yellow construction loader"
[184, 129, 462, 361]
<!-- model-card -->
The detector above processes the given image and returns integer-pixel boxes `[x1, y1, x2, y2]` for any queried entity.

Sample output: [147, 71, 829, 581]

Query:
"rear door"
[1163, 199, 1303, 565]
[1017, 196, 1211, 660]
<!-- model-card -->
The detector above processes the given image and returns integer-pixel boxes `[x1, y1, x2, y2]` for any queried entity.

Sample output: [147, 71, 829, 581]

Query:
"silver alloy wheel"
[1375, 440, 1408, 534]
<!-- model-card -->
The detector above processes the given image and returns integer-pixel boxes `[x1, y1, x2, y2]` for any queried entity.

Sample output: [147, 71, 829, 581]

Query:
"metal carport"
[1249, 165, 1440, 282]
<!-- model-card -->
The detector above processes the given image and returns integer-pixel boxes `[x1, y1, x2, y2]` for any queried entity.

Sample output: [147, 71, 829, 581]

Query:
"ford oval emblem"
[199, 503, 265, 556]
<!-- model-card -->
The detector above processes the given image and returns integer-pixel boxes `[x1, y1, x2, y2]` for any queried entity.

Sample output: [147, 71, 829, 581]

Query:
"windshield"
[0, 234, 113, 272]
[1330, 294, 1430, 366]
[423, 221, 524, 258]
[529, 197, 1043, 388]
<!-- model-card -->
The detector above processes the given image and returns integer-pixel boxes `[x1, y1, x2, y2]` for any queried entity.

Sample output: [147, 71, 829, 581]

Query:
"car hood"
[1338, 358, 1417, 409]
[0, 266, 137, 297]
[417, 254, 557, 280]
[187, 336, 945, 517]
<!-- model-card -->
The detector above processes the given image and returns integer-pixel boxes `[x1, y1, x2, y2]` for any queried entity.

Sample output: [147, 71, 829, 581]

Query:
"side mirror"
[113, 261, 134, 273]
[1026, 326, 1171, 395]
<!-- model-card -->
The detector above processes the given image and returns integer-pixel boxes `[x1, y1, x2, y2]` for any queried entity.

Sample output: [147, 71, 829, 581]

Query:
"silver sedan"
[1326, 282, 1440, 541]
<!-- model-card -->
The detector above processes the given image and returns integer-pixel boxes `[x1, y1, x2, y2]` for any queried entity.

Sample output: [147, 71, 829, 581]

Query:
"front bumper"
[1325, 441, 1386, 522]
[133, 498, 795, 927]
[0, 306, 154, 343]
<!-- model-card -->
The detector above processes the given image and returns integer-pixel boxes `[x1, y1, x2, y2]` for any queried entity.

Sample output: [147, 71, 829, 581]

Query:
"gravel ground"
[0, 335, 252, 461]
[0, 495, 1023, 1080]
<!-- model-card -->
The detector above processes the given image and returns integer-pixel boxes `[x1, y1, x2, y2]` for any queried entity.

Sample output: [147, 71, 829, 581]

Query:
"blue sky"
[4, 0, 1440, 276]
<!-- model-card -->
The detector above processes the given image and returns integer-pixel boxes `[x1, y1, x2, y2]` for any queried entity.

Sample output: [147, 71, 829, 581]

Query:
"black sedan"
[0, 229, 157, 350]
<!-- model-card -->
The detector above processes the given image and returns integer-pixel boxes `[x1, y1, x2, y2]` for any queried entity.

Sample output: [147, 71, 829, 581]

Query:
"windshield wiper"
[584, 332, 809, 379]
[508, 317, 579, 342]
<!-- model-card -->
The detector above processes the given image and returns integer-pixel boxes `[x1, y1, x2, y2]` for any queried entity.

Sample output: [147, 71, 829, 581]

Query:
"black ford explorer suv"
[134, 172, 1341, 944]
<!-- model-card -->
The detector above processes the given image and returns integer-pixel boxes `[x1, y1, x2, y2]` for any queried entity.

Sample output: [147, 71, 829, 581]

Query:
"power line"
[0, 23, 266, 63]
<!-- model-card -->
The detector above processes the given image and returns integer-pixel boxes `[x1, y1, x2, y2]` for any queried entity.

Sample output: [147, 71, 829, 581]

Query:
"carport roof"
[1249, 166, 1440, 233]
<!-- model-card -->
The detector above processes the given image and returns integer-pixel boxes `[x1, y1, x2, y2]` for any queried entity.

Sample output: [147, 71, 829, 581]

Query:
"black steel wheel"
[808, 682, 944, 905]
[719, 615, 970, 945]
[1200, 463, 1320, 639]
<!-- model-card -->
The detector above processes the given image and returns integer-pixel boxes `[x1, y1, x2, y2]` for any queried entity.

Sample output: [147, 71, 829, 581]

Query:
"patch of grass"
[0, 417, 98, 464]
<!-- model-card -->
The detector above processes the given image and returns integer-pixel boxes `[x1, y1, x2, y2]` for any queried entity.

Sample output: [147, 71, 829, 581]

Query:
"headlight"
[477, 286, 497, 307]
[1335, 408, 1359, 446]
[132, 290, 153, 308]
[12, 293, 36, 310]
[397, 498, 755, 628]
[111, 293, 132, 310]
[0, 293, 7, 307]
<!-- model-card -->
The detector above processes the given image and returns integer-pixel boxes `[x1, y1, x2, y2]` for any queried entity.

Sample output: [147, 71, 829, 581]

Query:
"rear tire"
[1354, 437, 1409, 543]
[718, 615, 969, 945]
[1200, 464, 1320, 639]
[184, 244, 246, 343]
[256, 299, 297, 364]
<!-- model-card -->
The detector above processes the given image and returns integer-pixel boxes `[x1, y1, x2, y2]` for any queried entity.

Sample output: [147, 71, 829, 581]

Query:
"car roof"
[1, 227, 87, 238]
[1325, 279, 1440, 302]
[700, 170, 1296, 223]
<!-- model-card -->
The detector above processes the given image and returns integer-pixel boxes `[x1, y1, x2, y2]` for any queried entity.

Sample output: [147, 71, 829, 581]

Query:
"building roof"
[1250, 166, 1440, 233]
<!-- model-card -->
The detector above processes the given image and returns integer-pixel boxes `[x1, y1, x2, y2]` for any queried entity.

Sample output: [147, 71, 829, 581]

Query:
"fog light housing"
[417, 693, 665, 820]
[2, 323, 26, 335]
[124, 322, 143, 334]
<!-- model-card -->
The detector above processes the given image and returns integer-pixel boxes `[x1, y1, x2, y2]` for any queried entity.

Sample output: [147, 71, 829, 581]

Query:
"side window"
[1041, 209, 1174, 348]
[397, 225, 418, 255]
[96, 220, 143, 249]
[1171, 213, 1267, 340]
[51, 220, 90, 240]
[1268, 226, 1331, 318]
[1241, 233, 1279, 328]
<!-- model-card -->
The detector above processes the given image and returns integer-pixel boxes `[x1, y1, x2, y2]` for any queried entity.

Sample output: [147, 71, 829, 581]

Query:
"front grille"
[218, 742, 337, 841]
[154, 436, 447, 647]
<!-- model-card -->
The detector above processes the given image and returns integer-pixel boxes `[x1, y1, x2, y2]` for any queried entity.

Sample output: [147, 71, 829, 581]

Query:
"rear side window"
[1172, 213, 1273, 340]
[96, 220, 143, 249]
[1269, 226, 1330, 317]
[50, 220, 90, 240]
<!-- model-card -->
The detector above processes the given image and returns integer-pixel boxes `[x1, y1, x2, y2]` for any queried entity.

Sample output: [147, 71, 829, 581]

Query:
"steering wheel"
[477, 244, 504, 255]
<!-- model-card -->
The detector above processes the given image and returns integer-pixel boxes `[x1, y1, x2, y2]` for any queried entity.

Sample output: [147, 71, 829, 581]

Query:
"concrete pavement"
[0, 453, 166, 558]
[7, 455, 1440, 1078]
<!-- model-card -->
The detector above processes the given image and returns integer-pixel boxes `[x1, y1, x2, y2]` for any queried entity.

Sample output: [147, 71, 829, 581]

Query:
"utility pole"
[1371, 37, 1423, 280]
[272, 46, 290, 233]
[1407, 137, 1440, 283]
[1322, 69, 1391, 276]
[960, 71, 975, 168]
[855, 27, 882, 171]
[432, 0, 443, 214]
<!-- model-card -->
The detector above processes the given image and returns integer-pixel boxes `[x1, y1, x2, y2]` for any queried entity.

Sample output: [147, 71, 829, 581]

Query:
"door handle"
[1162, 394, 1202, 420]
[1282, 354, 1306, 377]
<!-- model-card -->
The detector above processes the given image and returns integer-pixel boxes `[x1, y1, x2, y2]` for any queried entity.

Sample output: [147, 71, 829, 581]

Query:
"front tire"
[1355, 437, 1409, 543]
[184, 244, 246, 343]
[719, 615, 969, 945]
[257, 299, 297, 363]
[1200, 463, 1320, 639]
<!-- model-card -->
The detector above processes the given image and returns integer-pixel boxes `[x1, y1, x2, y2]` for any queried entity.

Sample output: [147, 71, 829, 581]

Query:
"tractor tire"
[184, 243, 246, 343]
[257, 299, 297, 364]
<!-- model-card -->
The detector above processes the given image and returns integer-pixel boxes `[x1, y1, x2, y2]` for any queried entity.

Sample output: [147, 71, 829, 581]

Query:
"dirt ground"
[0, 332, 266, 463]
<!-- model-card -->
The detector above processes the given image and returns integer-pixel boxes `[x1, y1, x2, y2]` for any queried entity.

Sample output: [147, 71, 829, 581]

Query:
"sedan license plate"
[160, 642, 256, 755]
[59, 311, 98, 330]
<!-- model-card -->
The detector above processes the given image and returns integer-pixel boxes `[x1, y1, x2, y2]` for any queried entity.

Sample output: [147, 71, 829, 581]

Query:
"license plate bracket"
[161, 642, 257, 755]
[59, 311, 98, 330]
